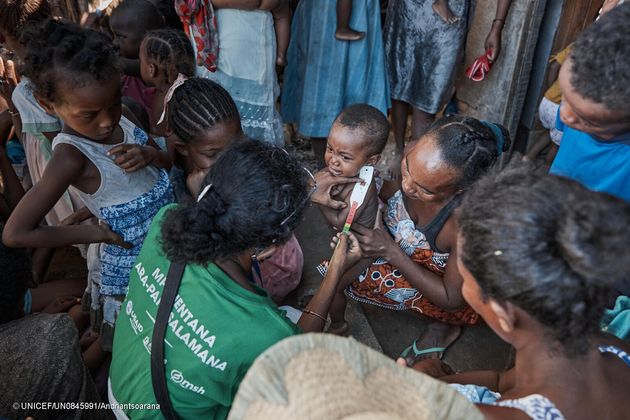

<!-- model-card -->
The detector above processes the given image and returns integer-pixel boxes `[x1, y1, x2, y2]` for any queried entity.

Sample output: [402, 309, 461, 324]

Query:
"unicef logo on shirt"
[126, 300, 133, 315]
[170, 370, 183, 384]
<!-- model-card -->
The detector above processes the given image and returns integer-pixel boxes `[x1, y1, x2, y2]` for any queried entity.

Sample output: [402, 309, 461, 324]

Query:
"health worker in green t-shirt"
[109, 140, 362, 419]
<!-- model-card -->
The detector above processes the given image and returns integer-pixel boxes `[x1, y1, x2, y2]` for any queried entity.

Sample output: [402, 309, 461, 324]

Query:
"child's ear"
[35, 95, 56, 116]
[366, 154, 381, 166]
[148, 63, 158, 79]
[173, 140, 189, 157]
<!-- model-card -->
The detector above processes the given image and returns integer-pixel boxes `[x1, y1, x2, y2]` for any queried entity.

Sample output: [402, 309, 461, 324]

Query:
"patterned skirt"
[345, 248, 479, 325]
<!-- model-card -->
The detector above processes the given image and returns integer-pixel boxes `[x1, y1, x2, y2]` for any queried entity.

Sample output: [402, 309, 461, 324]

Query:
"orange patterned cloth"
[346, 190, 478, 325]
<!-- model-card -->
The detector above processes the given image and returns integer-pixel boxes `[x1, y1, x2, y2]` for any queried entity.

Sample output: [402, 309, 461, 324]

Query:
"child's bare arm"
[267, 0, 291, 66]
[318, 180, 377, 231]
[2, 145, 122, 248]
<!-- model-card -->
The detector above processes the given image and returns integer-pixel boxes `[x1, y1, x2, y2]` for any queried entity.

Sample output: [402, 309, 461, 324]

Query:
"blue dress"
[281, 0, 390, 138]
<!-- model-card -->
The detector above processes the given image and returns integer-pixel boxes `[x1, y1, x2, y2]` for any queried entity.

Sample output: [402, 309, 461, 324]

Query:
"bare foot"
[397, 322, 461, 367]
[432, 0, 460, 24]
[335, 27, 365, 41]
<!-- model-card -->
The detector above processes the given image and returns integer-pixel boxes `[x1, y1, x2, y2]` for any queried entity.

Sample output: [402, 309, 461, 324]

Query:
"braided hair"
[169, 77, 241, 144]
[0, 0, 52, 39]
[20, 18, 118, 103]
[161, 140, 310, 265]
[427, 115, 511, 190]
[458, 163, 629, 356]
[142, 29, 195, 85]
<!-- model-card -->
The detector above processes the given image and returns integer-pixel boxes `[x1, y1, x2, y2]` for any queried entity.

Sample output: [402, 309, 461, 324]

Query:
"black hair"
[458, 163, 630, 357]
[20, 18, 119, 103]
[110, 0, 163, 33]
[0, 224, 30, 324]
[0, 0, 51, 39]
[161, 140, 310, 264]
[427, 115, 511, 190]
[148, 0, 181, 30]
[570, 3, 630, 116]
[335, 104, 390, 156]
[143, 29, 195, 84]
[169, 77, 241, 144]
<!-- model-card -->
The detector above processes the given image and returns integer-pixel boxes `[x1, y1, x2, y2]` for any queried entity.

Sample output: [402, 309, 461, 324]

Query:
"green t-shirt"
[109, 205, 300, 419]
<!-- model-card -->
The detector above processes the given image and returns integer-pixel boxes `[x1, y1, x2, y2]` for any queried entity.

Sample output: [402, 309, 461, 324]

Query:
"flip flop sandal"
[465, 49, 494, 82]
[399, 340, 447, 367]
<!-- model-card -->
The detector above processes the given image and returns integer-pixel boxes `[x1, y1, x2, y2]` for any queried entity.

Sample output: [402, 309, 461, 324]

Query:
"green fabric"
[601, 295, 630, 342]
[110, 204, 300, 419]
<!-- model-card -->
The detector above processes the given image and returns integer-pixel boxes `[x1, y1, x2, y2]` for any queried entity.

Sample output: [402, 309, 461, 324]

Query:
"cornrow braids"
[0, 0, 52, 39]
[428, 115, 511, 190]
[20, 18, 119, 103]
[169, 78, 241, 144]
[143, 29, 195, 85]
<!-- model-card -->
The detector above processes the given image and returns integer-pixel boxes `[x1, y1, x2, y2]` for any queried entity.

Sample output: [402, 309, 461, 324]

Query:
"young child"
[139, 28, 196, 136]
[0, 0, 85, 226]
[3, 19, 174, 351]
[165, 77, 304, 303]
[335, 0, 364, 41]
[432, 0, 460, 24]
[315, 104, 390, 232]
[109, 0, 164, 126]
[524, 44, 571, 164]
[550, 3, 630, 202]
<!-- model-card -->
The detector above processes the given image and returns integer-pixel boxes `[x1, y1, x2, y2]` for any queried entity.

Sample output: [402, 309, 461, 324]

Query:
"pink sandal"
[465, 49, 494, 82]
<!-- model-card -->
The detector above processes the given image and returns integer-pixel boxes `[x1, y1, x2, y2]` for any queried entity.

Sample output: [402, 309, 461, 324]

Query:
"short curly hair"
[20, 18, 119, 103]
[570, 3, 630, 115]
[334, 104, 390, 156]
[458, 163, 630, 356]
[160, 140, 310, 265]
[0, 0, 51, 39]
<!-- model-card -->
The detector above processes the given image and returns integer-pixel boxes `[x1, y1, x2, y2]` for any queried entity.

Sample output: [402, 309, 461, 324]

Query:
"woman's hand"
[97, 220, 133, 249]
[330, 231, 362, 271]
[0, 58, 19, 105]
[311, 169, 361, 209]
[350, 209, 397, 260]
[484, 26, 503, 63]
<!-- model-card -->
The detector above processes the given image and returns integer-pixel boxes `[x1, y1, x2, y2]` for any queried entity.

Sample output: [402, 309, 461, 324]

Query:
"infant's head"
[325, 104, 389, 177]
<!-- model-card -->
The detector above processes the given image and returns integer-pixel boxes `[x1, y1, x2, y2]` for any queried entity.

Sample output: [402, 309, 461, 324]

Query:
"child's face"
[110, 14, 144, 59]
[325, 123, 378, 177]
[400, 136, 459, 204]
[558, 59, 630, 140]
[48, 75, 122, 142]
[182, 119, 242, 172]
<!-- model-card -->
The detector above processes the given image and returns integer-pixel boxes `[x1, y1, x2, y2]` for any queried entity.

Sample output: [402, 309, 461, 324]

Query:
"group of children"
[0, 0, 629, 417]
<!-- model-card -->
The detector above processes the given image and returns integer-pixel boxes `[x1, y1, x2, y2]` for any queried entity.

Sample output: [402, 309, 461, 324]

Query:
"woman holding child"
[316, 115, 510, 365]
